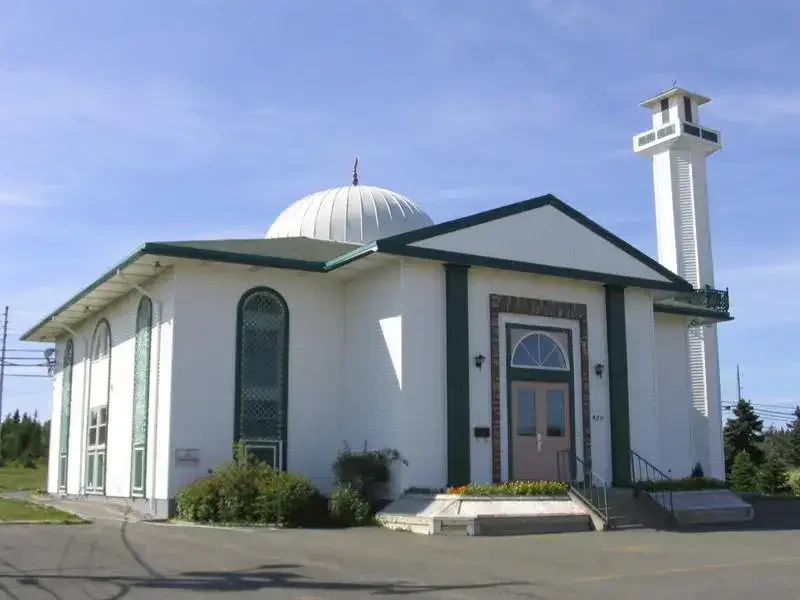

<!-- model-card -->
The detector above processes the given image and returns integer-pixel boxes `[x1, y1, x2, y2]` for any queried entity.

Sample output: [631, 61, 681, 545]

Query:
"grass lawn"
[0, 498, 83, 523]
[0, 466, 47, 491]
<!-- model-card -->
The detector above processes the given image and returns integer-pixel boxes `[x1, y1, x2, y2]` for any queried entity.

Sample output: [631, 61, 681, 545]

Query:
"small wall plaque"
[473, 426, 490, 439]
[174, 448, 200, 467]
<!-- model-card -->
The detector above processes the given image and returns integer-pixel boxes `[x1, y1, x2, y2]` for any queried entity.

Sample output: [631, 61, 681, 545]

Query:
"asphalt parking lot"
[2, 511, 800, 599]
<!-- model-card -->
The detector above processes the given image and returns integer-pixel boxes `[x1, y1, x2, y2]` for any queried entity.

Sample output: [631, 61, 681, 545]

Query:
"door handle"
[537, 432, 543, 452]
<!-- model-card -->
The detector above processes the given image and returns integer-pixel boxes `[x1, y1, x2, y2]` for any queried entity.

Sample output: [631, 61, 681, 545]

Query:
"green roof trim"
[653, 303, 734, 322]
[20, 244, 150, 341]
[377, 193, 692, 292]
[20, 238, 378, 341]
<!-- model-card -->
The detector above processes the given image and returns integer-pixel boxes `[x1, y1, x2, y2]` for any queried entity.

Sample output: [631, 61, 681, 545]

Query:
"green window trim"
[131, 296, 153, 497]
[234, 287, 289, 471]
[58, 339, 75, 491]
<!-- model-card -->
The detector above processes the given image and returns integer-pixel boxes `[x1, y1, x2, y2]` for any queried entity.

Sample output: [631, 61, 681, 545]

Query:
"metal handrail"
[556, 450, 609, 523]
[629, 449, 674, 514]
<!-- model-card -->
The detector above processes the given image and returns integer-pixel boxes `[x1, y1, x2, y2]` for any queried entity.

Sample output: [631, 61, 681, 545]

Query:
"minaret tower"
[633, 87, 725, 479]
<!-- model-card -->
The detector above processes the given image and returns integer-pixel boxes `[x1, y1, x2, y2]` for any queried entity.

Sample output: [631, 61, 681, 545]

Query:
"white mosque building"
[25, 88, 731, 518]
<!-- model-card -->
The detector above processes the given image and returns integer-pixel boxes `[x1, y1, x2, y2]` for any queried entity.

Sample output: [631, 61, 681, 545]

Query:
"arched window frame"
[234, 286, 289, 471]
[58, 338, 75, 491]
[131, 296, 153, 497]
[510, 331, 570, 371]
[86, 319, 112, 494]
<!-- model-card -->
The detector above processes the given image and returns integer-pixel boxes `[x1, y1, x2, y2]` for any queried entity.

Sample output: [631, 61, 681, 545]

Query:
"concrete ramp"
[650, 490, 754, 526]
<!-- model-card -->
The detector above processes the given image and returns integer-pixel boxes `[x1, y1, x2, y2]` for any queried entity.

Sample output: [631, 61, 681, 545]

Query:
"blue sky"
[1, 0, 798, 427]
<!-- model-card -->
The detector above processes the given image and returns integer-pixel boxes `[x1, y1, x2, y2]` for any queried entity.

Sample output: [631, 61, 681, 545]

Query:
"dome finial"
[352, 158, 359, 186]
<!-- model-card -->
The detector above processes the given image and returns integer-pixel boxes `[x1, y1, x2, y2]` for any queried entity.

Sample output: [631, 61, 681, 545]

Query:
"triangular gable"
[377, 194, 691, 292]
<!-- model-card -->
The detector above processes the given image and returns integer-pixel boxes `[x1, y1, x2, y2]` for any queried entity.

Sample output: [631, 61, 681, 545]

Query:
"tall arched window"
[58, 339, 74, 491]
[86, 320, 111, 494]
[235, 287, 289, 469]
[131, 297, 152, 497]
[510, 332, 569, 370]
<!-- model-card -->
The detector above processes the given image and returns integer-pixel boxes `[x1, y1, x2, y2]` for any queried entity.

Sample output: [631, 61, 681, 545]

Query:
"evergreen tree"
[788, 406, 800, 468]
[730, 450, 758, 492]
[758, 451, 789, 495]
[0, 411, 49, 466]
[723, 399, 764, 472]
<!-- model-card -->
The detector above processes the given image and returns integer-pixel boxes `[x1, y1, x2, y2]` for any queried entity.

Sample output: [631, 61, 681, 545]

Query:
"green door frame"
[504, 324, 577, 481]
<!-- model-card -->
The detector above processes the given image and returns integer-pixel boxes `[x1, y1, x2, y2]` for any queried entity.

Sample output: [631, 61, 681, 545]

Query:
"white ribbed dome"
[265, 185, 434, 244]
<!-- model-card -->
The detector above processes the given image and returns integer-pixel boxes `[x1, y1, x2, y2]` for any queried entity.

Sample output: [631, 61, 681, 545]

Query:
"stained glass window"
[131, 297, 152, 496]
[58, 339, 74, 490]
[236, 288, 288, 468]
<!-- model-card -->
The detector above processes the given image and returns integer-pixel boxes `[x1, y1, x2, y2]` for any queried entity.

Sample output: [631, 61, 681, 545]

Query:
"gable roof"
[374, 193, 693, 293]
[21, 193, 692, 343]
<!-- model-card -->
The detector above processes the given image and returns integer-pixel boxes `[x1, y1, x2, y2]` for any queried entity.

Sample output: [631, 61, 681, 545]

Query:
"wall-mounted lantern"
[474, 353, 486, 370]
[594, 362, 605, 378]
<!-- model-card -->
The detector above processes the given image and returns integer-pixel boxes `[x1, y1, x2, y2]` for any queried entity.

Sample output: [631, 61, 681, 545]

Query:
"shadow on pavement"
[0, 511, 531, 599]
[3, 565, 529, 598]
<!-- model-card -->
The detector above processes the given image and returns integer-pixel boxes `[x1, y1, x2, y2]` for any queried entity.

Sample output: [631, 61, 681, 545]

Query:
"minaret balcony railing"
[633, 121, 722, 152]
[683, 285, 730, 314]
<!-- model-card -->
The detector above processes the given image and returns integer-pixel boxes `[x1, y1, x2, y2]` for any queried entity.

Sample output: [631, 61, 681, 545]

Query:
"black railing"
[629, 449, 674, 514]
[682, 285, 730, 314]
[557, 450, 609, 524]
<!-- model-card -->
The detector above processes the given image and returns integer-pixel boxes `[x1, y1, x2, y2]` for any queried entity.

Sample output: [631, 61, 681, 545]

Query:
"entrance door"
[510, 381, 570, 481]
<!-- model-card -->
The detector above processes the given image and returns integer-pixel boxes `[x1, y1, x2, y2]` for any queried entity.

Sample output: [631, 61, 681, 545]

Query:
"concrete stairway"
[604, 487, 676, 531]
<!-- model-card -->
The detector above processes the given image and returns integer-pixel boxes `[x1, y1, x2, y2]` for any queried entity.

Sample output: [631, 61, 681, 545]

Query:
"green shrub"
[642, 477, 727, 492]
[270, 470, 324, 527]
[175, 475, 222, 522]
[332, 442, 407, 505]
[175, 449, 322, 527]
[758, 453, 789, 495]
[447, 481, 569, 496]
[730, 450, 758, 492]
[328, 485, 373, 526]
[788, 469, 800, 496]
[690, 462, 704, 478]
[214, 460, 273, 523]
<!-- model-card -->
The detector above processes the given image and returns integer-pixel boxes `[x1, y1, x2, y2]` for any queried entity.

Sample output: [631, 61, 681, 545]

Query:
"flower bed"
[447, 481, 569, 497]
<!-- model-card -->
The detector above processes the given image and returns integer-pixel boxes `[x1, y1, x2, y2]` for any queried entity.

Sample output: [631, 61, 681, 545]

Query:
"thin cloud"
[0, 184, 65, 207]
[708, 92, 800, 125]
[717, 253, 800, 327]
[526, 0, 663, 40]
[0, 68, 268, 172]
[429, 184, 529, 203]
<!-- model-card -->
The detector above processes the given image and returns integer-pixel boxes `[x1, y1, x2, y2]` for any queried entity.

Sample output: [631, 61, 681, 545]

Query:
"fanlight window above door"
[510, 332, 568, 370]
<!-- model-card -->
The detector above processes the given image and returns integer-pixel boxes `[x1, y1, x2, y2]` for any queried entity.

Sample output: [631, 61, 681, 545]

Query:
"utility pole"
[0, 306, 8, 461]
[736, 364, 742, 401]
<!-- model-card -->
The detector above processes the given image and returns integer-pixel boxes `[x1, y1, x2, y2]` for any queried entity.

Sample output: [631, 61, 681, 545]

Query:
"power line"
[2, 348, 51, 353]
[0, 306, 7, 462]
